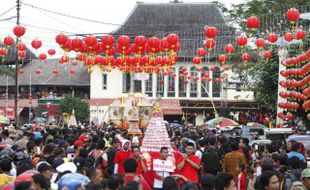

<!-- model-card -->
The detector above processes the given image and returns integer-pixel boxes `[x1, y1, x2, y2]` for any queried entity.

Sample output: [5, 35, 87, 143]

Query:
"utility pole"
[14, 0, 20, 125]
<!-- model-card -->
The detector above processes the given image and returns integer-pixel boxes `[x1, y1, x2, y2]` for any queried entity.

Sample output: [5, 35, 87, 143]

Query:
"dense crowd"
[0, 124, 309, 190]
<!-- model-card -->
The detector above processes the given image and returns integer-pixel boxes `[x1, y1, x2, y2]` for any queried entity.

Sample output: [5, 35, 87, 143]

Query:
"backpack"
[283, 171, 303, 190]
[202, 148, 221, 174]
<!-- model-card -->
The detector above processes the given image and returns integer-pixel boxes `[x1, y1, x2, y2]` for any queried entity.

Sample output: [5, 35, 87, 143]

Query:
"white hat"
[56, 162, 77, 173]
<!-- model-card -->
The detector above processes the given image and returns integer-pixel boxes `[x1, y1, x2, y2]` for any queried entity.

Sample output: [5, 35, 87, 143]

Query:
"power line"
[0, 5, 16, 18]
[22, 2, 123, 26]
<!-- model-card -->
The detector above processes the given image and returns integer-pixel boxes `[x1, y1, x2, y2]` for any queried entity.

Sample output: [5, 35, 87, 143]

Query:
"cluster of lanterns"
[55, 33, 180, 74]
[278, 48, 310, 121]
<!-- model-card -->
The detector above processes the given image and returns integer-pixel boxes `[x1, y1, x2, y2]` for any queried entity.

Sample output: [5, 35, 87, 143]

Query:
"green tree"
[59, 94, 89, 122]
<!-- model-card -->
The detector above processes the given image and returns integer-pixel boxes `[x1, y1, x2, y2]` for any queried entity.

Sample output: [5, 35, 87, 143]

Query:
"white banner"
[134, 73, 149, 80]
[153, 159, 175, 172]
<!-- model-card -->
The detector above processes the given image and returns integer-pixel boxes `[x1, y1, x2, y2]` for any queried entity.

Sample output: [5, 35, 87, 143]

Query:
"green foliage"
[59, 94, 89, 122]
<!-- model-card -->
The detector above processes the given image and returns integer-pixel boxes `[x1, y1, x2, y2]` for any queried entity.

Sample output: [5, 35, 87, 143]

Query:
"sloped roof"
[3, 45, 36, 64]
[113, 2, 234, 60]
[0, 59, 90, 86]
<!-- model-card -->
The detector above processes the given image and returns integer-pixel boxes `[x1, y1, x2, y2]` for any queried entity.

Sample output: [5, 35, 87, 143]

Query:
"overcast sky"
[0, 0, 244, 58]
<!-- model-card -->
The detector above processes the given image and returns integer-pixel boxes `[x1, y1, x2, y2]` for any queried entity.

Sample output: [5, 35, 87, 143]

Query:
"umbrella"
[32, 117, 46, 123]
[205, 117, 239, 128]
[0, 115, 10, 124]
[15, 170, 38, 184]
[169, 123, 183, 128]
[247, 122, 267, 128]
[58, 173, 90, 190]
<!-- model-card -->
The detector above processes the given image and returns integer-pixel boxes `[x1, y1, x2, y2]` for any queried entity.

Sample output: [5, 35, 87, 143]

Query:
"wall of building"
[90, 62, 255, 124]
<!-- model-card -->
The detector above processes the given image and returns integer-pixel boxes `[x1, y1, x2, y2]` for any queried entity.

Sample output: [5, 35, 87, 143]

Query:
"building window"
[145, 74, 153, 97]
[212, 66, 221, 97]
[156, 74, 164, 97]
[102, 74, 107, 90]
[123, 73, 131, 93]
[167, 74, 175, 97]
[178, 67, 186, 97]
[190, 67, 197, 97]
[201, 67, 209, 97]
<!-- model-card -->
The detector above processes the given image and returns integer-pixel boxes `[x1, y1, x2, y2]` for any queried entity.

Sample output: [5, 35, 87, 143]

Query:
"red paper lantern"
[264, 51, 272, 60]
[3, 36, 14, 47]
[117, 35, 131, 50]
[31, 39, 42, 49]
[205, 39, 216, 50]
[52, 69, 58, 75]
[204, 26, 218, 38]
[246, 16, 260, 30]
[286, 8, 300, 23]
[255, 38, 265, 48]
[18, 51, 26, 59]
[196, 67, 202, 72]
[71, 37, 83, 51]
[193, 57, 201, 65]
[236, 35, 247, 47]
[0, 48, 7, 57]
[286, 112, 294, 120]
[69, 69, 75, 75]
[215, 78, 221, 84]
[172, 73, 176, 78]
[210, 67, 215, 72]
[13, 25, 26, 38]
[48, 49, 56, 56]
[242, 53, 250, 62]
[225, 44, 235, 55]
[167, 33, 179, 46]
[148, 37, 160, 50]
[218, 54, 227, 64]
[187, 75, 192, 80]
[35, 69, 42, 75]
[295, 29, 306, 40]
[204, 73, 209, 78]
[102, 34, 114, 49]
[85, 35, 97, 48]
[197, 48, 206, 57]
[16, 42, 26, 51]
[39, 53, 47, 61]
[18, 69, 24, 75]
[284, 32, 294, 42]
[134, 35, 147, 48]
[55, 33, 68, 47]
[267, 33, 278, 44]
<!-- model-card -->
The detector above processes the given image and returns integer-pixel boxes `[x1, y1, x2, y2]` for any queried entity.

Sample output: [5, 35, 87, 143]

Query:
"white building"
[89, 2, 258, 125]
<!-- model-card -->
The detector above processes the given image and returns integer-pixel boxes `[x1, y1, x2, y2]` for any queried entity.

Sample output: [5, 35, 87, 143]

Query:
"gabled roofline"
[112, 3, 140, 34]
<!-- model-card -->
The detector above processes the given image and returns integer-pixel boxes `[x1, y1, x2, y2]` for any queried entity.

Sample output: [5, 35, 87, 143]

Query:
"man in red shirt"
[177, 142, 200, 184]
[114, 140, 132, 175]
[123, 158, 152, 190]
[131, 145, 147, 175]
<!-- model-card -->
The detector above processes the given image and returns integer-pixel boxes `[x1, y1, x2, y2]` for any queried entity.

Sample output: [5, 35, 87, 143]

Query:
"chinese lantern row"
[278, 101, 299, 111]
[279, 75, 310, 89]
[280, 61, 310, 78]
[55, 33, 180, 73]
[277, 111, 294, 121]
[279, 90, 306, 100]
[19, 69, 76, 75]
[281, 50, 310, 67]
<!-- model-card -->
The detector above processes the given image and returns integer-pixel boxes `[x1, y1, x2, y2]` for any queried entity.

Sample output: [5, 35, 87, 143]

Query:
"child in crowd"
[236, 163, 246, 190]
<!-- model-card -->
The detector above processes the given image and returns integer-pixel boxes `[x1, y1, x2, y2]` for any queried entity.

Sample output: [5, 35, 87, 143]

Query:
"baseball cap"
[74, 156, 85, 168]
[301, 168, 310, 179]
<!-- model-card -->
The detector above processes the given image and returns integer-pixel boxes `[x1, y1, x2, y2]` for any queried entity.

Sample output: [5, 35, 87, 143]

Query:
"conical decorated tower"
[140, 102, 172, 152]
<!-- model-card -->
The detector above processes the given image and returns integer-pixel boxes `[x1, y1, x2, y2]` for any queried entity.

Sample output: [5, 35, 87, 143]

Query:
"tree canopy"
[59, 94, 89, 122]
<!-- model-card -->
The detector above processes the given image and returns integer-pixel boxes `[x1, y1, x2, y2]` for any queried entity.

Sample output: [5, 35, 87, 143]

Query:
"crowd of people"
[0, 124, 309, 190]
